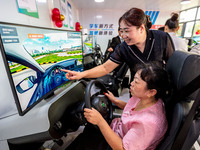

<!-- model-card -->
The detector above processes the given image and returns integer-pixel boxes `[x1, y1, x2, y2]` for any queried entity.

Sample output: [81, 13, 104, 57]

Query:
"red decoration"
[51, 8, 65, 28]
[55, 21, 63, 28]
[52, 8, 60, 15]
[196, 30, 200, 35]
[52, 14, 60, 22]
[75, 22, 80, 31]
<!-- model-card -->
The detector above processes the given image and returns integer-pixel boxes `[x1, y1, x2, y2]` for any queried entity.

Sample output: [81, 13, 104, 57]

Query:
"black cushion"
[157, 51, 200, 150]
[166, 51, 200, 101]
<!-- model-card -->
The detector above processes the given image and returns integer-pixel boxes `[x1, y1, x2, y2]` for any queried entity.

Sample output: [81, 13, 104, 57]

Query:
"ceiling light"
[95, 0, 104, 2]
[37, 0, 46, 3]
[180, 0, 191, 4]
[96, 15, 102, 19]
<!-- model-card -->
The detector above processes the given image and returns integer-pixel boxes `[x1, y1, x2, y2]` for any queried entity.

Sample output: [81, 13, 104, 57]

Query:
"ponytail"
[165, 13, 179, 30]
[171, 13, 179, 21]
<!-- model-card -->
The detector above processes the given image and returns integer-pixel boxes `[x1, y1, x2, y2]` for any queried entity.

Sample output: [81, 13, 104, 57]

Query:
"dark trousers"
[65, 124, 111, 150]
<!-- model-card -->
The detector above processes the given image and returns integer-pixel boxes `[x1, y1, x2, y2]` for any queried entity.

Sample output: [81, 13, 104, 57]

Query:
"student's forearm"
[114, 100, 127, 110]
[105, 92, 127, 109]
[98, 119, 124, 150]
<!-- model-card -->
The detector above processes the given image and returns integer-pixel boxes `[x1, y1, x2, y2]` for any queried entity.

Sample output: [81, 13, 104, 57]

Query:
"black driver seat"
[156, 51, 200, 150]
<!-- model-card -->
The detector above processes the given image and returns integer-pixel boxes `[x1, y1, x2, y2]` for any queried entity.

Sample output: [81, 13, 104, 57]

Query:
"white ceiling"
[72, 0, 182, 12]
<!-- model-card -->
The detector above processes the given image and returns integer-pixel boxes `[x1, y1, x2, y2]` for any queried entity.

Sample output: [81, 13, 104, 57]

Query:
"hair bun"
[146, 15, 152, 29]
[171, 13, 179, 22]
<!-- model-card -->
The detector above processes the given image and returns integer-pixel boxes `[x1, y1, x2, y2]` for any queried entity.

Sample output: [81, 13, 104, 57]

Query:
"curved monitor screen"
[0, 22, 83, 115]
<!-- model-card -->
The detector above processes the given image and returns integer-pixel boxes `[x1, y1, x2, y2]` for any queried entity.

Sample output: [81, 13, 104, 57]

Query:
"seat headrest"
[166, 51, 200, 100]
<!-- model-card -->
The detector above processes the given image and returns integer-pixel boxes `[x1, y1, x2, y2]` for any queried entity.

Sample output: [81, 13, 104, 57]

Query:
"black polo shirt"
[110, 30, 174, 81]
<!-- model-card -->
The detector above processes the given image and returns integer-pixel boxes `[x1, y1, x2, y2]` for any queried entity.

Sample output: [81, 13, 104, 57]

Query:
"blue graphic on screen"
[0, 24, 83, 114]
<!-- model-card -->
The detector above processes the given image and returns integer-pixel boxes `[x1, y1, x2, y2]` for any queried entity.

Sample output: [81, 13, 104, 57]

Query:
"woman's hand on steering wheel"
[84, 107, 104, 126]
[104, 91, 118, 104]
[85, 80, 113, 126]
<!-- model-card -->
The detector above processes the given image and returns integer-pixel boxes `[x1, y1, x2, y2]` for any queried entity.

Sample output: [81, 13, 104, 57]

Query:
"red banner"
[151, 25, 164, 30]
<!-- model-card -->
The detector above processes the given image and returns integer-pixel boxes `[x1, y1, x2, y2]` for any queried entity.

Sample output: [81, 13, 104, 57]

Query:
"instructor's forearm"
[81, 60, 118, 78]
[82, 65, 108, 78]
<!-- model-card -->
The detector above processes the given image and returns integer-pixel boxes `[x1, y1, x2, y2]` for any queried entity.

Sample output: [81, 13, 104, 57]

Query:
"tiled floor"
[42, 88, 130, 150]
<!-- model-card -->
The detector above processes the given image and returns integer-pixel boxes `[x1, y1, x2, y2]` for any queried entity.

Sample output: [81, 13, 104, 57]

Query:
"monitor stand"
[0, 80, 86, 150]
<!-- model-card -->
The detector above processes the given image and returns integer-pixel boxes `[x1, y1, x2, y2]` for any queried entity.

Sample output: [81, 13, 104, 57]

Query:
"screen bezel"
[0, 21, 83, 116]
[0, 36, 23, 115]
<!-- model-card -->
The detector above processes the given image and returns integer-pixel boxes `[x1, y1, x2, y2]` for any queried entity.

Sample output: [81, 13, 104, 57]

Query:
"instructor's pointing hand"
[60, 69, 83, 80]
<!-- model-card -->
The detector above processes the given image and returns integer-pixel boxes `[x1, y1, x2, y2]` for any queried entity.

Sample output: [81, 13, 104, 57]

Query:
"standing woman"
[61, 8, 174, 85]
[165, 13, 188, 51]
[110, 8, 174, 82]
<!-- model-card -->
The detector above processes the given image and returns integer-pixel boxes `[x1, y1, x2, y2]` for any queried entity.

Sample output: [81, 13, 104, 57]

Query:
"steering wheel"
[85, 80, 113, 125]
[48, 65, 68, 90]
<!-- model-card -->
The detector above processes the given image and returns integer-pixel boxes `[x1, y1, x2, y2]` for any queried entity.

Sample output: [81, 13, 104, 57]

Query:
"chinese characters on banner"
[59, 0, 69, 28]
[67, 2, 74, 29]
[89, 24, 114, 35]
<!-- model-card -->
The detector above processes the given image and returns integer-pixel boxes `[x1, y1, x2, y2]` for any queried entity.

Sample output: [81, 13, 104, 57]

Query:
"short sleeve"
[109, 43, 124, 64]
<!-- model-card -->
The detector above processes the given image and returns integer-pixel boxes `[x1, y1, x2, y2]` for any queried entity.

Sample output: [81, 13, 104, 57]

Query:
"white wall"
[0, 0, 79, 30]
[79, 8, 125, 52]
[76, 0, 200, 54]
[79, 8, 176, 53]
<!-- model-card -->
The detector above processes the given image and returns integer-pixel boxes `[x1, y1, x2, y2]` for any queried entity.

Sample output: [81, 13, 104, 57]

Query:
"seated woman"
[66, 62, 170, 150]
